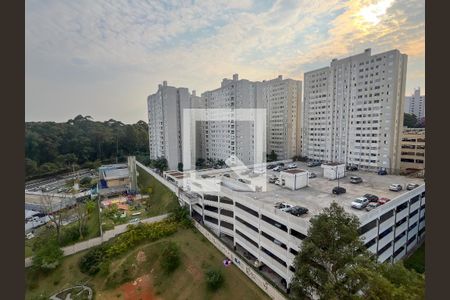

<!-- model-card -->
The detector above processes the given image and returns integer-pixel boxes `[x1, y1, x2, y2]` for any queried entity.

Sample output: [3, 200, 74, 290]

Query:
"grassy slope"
[404, 242, 425, 274]
[137, 165, 179, 217]
[26, 228, 270, 300]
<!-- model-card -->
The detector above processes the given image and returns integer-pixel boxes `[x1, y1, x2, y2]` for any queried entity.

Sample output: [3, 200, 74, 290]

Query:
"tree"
[404, 113, 418, 128]
[40, 194, 71, 243]
[290, 202, 374, 299]
[32, 239, 64, 271]
[177, 162, 183, 172]
[196, 158, 205, 168]
[359, 262, 425, 299]
[80, 176, 92, 186]
[75, 200, 95, 239]
[268, 150, 278, 162]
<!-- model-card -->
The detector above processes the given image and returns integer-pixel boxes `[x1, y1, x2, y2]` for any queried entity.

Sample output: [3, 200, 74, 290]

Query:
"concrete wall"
[194, 222, 287, 300]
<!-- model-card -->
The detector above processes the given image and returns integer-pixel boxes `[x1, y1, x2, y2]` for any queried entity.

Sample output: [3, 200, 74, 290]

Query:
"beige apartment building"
[400, 128, 425, 173]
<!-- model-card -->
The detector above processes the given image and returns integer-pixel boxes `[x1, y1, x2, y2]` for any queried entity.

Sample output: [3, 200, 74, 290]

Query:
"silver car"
[351, 197, 369, 210]
[389, 184, 402, 192]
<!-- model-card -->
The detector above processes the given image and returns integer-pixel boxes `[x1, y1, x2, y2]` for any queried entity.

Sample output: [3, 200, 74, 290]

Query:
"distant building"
[147, 81, 203, 170]
[400, 128, 425, 173]
[98, 163, 130, 196]
[405, 88, 425, 119]
[302, 48, 408, 172]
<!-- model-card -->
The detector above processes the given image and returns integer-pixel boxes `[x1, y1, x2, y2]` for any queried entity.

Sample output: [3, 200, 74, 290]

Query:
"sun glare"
[359, 0, 395, 25]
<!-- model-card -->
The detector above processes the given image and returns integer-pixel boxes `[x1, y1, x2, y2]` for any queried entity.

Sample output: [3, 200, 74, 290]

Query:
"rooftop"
[179, 161, 424, 221]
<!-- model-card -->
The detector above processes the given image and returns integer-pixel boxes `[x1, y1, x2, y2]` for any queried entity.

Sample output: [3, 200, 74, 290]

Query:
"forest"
[25, 115, 149, 180]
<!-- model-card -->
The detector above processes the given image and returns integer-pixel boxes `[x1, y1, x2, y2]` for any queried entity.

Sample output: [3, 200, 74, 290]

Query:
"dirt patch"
[136, 250, 147, 264]
[119, 274, 159, 300]
[186, 263, 202, 281]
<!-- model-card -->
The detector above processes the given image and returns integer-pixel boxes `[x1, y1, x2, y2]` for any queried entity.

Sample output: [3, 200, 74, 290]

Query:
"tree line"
[25, 115, 150, 179]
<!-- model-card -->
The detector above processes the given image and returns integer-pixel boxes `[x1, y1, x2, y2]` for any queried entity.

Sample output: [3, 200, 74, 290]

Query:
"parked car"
[364, 194, 379, 202]
[350, 176, 363, 184]
[346, 165, 358, 171]
[332, 186, 346, 195]
[378, 197, 391, 205]
[365, 202, 380, 211]
[130, 218, 140, 224]
[287, 163, 297, 169]
[307, 161, 321, 167]
[406, 183, 419, 190]
[309, 172, 317, 179]
[223, 173, 231, 178]
[351, 197, 369, 209]
[277, 162, 285, 166]
[378, 169, 388, 175]
[238, 178, 248, 184]
[266, 164, 276, 169]
[389, 184, 402, 192]
[273, 166, 282, 172]
[288, 206, 309, 216]
[274, 202, 293, 211]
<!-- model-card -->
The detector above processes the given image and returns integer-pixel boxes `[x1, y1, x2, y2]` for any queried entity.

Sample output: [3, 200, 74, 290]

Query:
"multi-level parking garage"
[167, 162, 425, 290]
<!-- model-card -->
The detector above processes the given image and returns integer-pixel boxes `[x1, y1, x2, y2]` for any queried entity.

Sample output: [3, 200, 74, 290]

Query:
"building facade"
[405, 88, 425, 119]
[302, 48, 408, 172]
[262, 76, 302, 160]
[147, 81, 202, 170]
[400, 128, 425, 172]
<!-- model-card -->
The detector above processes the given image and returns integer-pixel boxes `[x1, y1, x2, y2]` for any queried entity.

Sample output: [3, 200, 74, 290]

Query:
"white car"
[351, 197, 369, 210]
[274, 202, 293, 211]
[287, 163, 297, 169]
[389, 184, 402, 192]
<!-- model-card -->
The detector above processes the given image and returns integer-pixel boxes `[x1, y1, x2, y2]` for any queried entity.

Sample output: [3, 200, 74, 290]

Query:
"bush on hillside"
[79, 245, 108, 276]
[205, 269, 224, 291]
[160, 242, 181, 273]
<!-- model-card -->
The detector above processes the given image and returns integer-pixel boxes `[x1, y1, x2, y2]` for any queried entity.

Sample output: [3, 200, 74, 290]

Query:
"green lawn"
[26, 227, 270, 300]
[137, 165, 179, 217]
[404, 242, 425, 274]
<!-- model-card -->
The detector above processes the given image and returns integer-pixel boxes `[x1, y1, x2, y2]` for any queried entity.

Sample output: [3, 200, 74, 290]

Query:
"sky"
[26, 0, 425, 124]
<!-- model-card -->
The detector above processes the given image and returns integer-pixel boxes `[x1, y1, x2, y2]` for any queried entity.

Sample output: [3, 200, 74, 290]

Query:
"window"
[409, 209, 418, 218]
[410, 195, 420, 204]
[261, 214, 287, 232]
[204, 215, 218, 225]
[407, 235, 416, 245]
[220, 196, 234, 205]
[359, 219, 377, 235]
[291, 228, 307, 240]
[396, 202, 408, 213]
[261, 247, 287, 267]
[379, 227, 393, 239]
[236, 230, 258, 247]
[396, 217, 407, 227]
[394, 231, 406, 242]
[204, 194, 218, 202]
[220, 220, 233, 230]
[235, 202, 258, 217]
[394, 246, 405, 258]
[377, 242, 392, 255]
[365, 237, 376, 248]
[261, 231, 287, 249]
[220, 208, 233, 217]
[380, 210, 394, 223]
[204, 205, 218, 213]
[235, 216, 258, 232]
[290, 248, 299, 256]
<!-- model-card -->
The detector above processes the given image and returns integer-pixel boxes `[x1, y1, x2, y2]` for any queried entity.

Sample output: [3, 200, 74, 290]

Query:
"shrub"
[79, 245, 108, 276]
[169, 206, 192, 228]
[160, 242, 181, 273]
[59, 225, 88, 246]
[205, 269, 224, 291]
[32, 239, 64, 272]
[105, 220, 178, 258]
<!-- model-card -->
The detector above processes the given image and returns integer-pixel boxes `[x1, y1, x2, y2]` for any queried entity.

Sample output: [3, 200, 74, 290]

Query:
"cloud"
[26, 0, 425, 122]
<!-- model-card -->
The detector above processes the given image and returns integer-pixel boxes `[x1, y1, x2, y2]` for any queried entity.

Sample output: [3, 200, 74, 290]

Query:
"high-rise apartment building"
[201, 74, 264, 166]
[302, 48, 408, 172]
[200, 74, 302, 166]
[262, 76, 302, 160]
[147, 81, 202, 170]
[405, 88, 425, 119]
